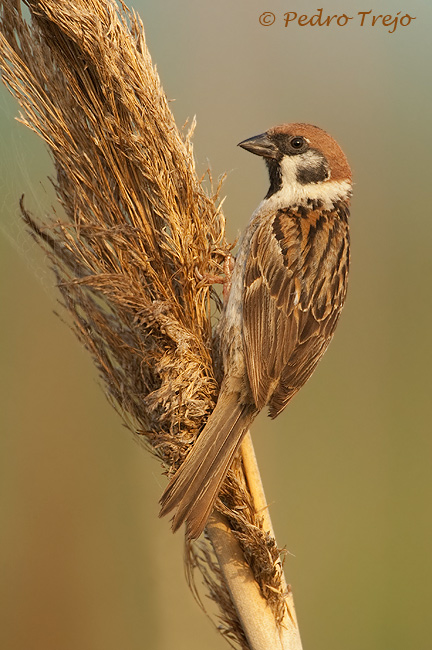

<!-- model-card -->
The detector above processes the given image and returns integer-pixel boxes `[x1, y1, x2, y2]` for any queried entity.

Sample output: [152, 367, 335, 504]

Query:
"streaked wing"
[242, 201, 350, 418]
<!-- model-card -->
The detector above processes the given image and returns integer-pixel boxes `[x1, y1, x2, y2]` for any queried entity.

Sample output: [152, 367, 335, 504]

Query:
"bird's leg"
[195, 253, 235, 304]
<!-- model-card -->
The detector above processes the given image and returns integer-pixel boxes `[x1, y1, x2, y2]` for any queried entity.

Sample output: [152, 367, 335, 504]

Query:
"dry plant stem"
[204, 432, 303, 650]
[206, 509, 301, 650]
[241, 433, 303, 649]
[206, 511, 284, 650]
[241, 433, 276, 536]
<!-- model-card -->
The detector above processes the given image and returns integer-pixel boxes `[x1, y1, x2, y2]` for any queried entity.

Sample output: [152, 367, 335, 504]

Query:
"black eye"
[290, 137, 305, 149]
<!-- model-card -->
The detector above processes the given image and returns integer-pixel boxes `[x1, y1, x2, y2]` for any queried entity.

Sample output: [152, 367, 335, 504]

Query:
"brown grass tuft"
[1, 0, 227, 461]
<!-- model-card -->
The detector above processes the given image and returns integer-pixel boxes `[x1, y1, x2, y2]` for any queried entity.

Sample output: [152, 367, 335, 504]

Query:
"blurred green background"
[1, 1, 431, 649]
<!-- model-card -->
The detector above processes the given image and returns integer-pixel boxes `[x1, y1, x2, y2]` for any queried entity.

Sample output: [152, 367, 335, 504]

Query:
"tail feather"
[159, 391, 256, 539]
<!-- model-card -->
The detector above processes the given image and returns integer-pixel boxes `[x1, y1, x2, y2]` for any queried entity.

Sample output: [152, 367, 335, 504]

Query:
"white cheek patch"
[258, 154, 351, 213]
[278, 155, 298, 185]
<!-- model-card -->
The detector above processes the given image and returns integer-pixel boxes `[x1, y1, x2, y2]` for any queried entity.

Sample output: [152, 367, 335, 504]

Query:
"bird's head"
[238, 123, 351, 206]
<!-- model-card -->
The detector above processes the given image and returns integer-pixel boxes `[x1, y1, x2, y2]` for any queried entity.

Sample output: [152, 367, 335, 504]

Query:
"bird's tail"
[159, 392, 256, 539]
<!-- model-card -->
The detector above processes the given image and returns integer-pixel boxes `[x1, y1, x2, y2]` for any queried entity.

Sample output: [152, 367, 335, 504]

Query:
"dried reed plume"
[0, 2, 302, 649]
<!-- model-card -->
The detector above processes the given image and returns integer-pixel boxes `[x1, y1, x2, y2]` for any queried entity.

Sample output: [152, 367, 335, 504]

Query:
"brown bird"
[160, 123, 352, 539]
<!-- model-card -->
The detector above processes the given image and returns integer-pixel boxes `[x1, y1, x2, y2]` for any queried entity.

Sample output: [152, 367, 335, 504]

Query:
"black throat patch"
[265, 159, 283, 199]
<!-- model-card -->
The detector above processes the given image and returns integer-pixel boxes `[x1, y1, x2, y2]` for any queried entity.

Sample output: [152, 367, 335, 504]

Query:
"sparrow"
[160, 123, 352, 539]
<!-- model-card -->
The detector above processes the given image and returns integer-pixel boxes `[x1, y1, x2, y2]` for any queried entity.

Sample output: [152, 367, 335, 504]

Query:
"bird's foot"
[195, 254, 235, 304]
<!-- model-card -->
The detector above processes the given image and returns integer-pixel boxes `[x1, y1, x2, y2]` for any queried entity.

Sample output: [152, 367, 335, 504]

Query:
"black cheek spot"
[297, 159, 329, 185]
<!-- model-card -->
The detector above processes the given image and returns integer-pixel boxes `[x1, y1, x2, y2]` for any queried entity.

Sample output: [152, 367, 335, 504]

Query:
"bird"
[159, 123, 352, 539]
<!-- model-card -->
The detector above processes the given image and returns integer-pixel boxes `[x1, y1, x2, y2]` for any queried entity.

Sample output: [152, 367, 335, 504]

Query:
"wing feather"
[242, 202, 350, 417]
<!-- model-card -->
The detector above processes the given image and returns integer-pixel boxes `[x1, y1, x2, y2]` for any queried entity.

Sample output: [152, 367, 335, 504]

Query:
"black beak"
[238, 132, 279, 159]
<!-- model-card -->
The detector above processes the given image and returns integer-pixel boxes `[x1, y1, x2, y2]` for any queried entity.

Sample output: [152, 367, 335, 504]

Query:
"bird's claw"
[195, 254, 235, 304]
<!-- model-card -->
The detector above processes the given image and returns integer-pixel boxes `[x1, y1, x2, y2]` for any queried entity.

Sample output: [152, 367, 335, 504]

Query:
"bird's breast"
[216, 214, 262, 388]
